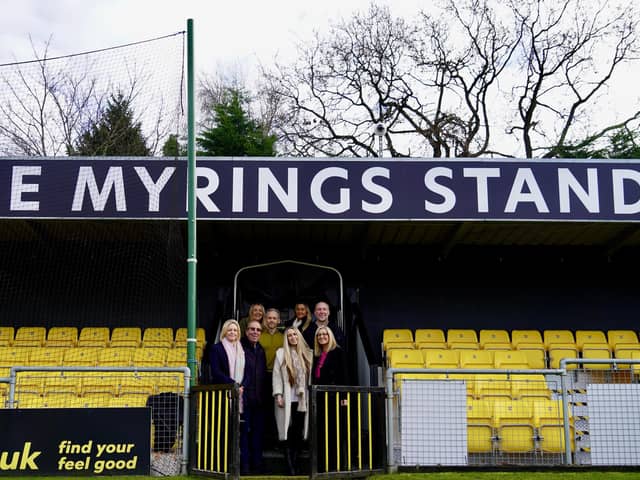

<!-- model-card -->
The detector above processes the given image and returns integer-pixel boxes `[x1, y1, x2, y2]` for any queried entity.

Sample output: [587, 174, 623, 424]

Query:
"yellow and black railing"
[310, 385, 386, 479]
[190, 384, 240, 479]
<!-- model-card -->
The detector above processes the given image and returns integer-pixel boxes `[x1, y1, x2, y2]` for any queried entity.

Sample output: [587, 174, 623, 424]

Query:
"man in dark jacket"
[240, 320, 268, 474]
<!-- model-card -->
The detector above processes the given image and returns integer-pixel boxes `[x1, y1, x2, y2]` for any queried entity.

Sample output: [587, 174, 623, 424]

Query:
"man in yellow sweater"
[259, 308, 285, 446]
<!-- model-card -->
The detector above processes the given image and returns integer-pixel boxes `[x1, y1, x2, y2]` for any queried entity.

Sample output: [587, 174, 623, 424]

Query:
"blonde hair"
[314, 325, 337, 356]
[219, 319, 241, 342]
[283, 327, 312, 386]
[249, 304, 265, 320]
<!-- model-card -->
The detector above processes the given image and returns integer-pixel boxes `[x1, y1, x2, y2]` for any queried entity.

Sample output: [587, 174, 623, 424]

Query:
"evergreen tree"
[70, 92, 150, 156]
[197, 88, 276, 156]
[162, 134, 187, 156]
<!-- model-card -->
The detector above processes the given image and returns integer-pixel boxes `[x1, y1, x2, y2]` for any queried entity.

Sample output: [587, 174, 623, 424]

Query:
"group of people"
[208, 301, 347, 475]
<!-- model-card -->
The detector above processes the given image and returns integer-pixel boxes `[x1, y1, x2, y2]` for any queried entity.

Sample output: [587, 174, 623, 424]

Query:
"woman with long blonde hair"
[272, 327, 312, 475]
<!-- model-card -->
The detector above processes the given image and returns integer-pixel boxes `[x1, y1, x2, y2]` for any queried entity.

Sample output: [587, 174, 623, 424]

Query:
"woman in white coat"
[272, 326, 312, 475]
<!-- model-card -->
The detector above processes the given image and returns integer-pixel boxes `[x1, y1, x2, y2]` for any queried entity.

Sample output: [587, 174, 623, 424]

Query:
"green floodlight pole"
[186, 18, 197, 386]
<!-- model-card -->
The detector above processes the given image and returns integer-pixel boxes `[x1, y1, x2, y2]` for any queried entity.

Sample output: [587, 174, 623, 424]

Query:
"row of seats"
[0, 346, 196, 371]
[383, 329, 640, 369]
[1, 371, 185, 401]
[0, 326, 206, 348]
[8, 393, 150, 409]
[466, 398, 572, 454]
[383, 328, 640, 354]
[388, 346, 640, 370]
[397, 371, 554, 400]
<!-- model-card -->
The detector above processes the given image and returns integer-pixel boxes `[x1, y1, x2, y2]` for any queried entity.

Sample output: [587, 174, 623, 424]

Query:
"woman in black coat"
[312, 326, 348, 473]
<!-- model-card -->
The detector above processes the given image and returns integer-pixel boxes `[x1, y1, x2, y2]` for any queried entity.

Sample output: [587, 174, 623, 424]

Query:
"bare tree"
[0, 34, 184, 157]
[507, 0, 640, 157]
[262, 4, 416, 157]
[262, 0, 639, 158]
[0, 38, 102, 156]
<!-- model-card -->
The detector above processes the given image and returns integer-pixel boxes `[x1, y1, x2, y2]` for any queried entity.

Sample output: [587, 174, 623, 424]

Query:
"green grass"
[9, 473, 640, 480]
[370, 473, 640, 480]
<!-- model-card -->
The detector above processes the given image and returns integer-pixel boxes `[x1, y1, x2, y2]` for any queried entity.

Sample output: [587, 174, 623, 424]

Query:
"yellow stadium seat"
[0, 346, 30, 366]
[383, 329, 414, 351]
[119, 373, 156, 397]
[110, 327, 141, 348]
[608, 330, 640, 356]
[109, 395, 148, 408]
[63, 347, 99, 366]
[582, 347, 611, 369]
[459, 350, 494, 369]
[133, 347, 168, 367]
[13, 327, 46, 347]
[81, 372, 120, 397]
[479, 330, 511, 351]
[543, 330, 575, 351]
[166, 348, 187, 367]
[15, 372, 46, 396]
[510, 374, 551, 400]
[533, 399, 574, 453]
[45, 394, 86, 409]
[466, 398, 495, 453]
[494, 399, 535, 453]
[575, 330, 609, 354]
[0, 327, 14, 347]
[388, 348, 423, 369]
[447, 329, 478, 349]
[493, 350, 529, 370]
[518, 349, 546, 369]
[548, 346, 579, 369]
[29, 347, 65, 366]
[14, 392, 45, 409]
[174, 327, 206, 348]
[423, 349, 459, 369]
[43, 373, 81, 396]
[511, 330, 544, 351]
[631, 351, 640, 374]
[474, 374, 511, 399]
[143, 327, 174, 348]
[152, 372, 186, 394]
[97, 347, 134, 366]
[414, 329, 446, 349]
[46, 327, 78, 347]
[77, 327, 110, 347]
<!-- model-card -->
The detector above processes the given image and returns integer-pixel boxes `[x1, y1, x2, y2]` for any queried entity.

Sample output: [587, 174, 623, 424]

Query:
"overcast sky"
[1, 0, 637, 157]
[0, 0, 426, 75]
